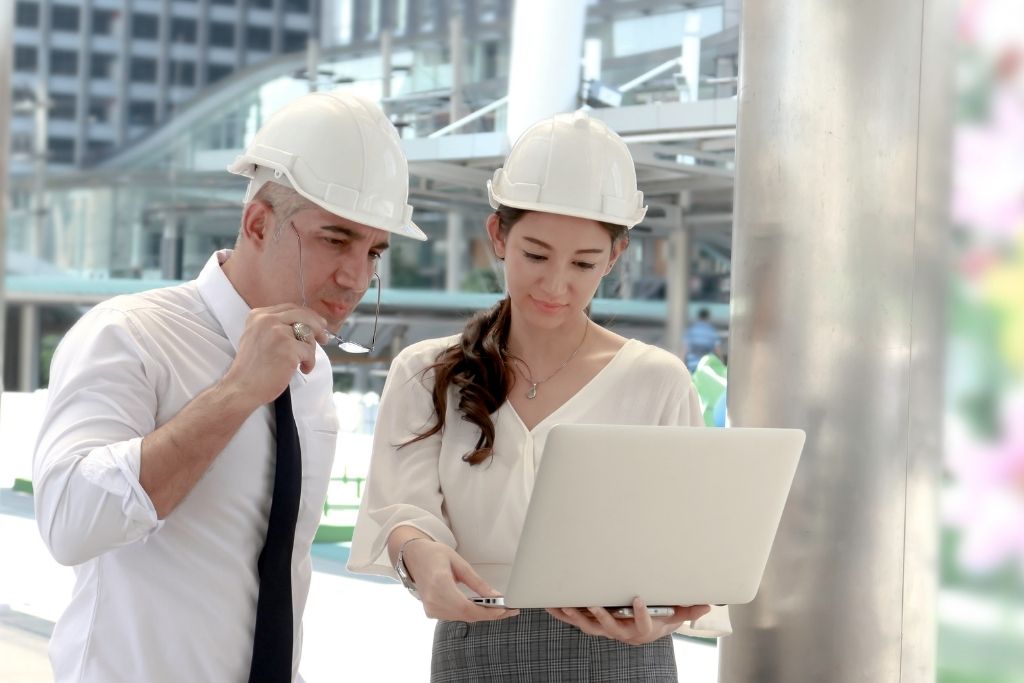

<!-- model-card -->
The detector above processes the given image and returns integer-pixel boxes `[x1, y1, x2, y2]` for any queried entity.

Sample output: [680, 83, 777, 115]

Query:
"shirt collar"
[195, 250, 249, 354]
[196, 249, 315, 387]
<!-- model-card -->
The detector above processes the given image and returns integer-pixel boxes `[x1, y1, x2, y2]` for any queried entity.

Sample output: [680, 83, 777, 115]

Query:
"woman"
[349, 111, 730, 681]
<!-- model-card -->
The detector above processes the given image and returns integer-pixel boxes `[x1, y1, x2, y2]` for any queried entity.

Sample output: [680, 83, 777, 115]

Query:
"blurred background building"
[4, 0, 737, 394]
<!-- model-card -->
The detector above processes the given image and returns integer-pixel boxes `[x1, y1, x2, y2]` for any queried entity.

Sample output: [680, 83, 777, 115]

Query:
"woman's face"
[488, 211, 626, 329]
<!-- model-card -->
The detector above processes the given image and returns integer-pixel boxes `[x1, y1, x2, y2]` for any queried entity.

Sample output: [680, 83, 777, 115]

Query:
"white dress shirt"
[348, 335, 731, 637]
[33, 251, 338, 682]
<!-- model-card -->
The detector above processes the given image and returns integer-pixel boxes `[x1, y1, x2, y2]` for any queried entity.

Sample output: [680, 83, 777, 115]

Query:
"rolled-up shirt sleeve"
[347, 346, 457, 579]
[33, 306, 163, 566]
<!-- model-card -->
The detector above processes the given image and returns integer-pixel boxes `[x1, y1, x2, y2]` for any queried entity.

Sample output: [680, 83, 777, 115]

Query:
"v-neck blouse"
[349, 334, 731, 637]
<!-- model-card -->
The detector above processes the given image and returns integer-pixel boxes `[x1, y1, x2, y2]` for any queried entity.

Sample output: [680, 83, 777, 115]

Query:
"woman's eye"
[523, 251, 545, 261]
[575, 262, 597, 270]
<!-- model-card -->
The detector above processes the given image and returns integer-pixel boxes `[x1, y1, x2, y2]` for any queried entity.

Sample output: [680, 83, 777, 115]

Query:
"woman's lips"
[530, 297, 566, 313]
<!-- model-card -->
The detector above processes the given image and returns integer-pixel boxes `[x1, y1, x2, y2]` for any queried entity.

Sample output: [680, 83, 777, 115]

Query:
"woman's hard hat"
[487, 110, 647, 229]
[228, 92, 426, 241]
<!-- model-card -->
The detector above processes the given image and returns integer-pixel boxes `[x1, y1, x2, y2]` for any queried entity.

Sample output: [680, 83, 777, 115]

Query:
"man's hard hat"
[487, 110, 647, 229]
[228, 91, 426, 241]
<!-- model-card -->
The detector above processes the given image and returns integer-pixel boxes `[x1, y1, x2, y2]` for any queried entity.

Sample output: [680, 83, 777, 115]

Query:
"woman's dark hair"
[403, 205, 627, 465]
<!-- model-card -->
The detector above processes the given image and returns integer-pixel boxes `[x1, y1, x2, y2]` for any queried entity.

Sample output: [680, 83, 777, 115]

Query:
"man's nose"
[334, 255, 374, 290]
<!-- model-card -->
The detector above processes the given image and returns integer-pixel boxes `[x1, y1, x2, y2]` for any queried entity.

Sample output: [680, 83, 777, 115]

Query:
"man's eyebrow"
[522, 236, 604, 255]
[321, 225, 390, 251]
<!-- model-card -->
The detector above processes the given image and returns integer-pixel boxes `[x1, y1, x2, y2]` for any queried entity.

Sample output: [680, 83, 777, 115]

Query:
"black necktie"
[248, 387, 303, 683]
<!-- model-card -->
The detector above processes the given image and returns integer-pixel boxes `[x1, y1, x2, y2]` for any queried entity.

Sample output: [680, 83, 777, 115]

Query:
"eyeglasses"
[293, 223, 380, 354]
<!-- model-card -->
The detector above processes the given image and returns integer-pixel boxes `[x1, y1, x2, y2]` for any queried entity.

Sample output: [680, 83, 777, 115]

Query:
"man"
[684, 307, 721, 373]
[32, 92, 426, 682]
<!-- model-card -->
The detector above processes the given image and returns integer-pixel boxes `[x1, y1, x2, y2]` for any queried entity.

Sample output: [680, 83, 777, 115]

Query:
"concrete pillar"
[445, 211, 463, 292]
[665, 198, 689, 359]
[448, 12, 465, 123]
[718, 0, 953, 681]
[18, 305, 40, 392]
[505, 0, 586, 142]
[0, 0, 13, 399]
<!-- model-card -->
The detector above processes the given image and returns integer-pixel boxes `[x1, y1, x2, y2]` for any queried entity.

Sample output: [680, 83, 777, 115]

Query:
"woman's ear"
[604, 236, 629, 275]
[486, 213, 507, 260]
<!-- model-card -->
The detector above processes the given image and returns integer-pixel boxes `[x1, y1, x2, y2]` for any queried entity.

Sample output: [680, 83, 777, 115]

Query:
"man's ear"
[486, 213, 507, 260]
[604, 236, 629, 275]
[239, 200, 275, 250]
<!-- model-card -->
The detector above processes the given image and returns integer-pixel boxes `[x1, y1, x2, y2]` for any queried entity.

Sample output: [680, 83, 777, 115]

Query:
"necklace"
[515, 321, 589, 400]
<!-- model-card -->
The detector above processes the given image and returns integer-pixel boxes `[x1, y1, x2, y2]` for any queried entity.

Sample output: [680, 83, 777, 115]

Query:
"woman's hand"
[546, 597, 711, 646]
[402, 539, 520, 623]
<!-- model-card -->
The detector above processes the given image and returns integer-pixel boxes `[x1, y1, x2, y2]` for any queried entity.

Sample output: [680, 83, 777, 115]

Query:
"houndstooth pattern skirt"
[430, 609, 678, 682]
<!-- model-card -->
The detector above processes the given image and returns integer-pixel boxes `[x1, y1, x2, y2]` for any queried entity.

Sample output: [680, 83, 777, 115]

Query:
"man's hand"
[546, 598, 711, 646]
[220, 304, 328, 411]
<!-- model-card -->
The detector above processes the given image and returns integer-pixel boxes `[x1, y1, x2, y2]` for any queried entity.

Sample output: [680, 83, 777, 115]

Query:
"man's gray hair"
[237, 180, 320, 246]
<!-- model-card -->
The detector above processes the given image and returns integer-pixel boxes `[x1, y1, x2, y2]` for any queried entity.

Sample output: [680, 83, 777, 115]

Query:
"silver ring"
[291, 322, 313, 343]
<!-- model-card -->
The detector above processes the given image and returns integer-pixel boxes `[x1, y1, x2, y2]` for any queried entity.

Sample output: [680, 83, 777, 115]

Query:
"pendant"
[526, 384, 538, 399]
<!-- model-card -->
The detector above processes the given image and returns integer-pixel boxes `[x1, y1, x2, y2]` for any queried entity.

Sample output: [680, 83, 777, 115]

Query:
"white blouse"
[348, 335, 731, 637]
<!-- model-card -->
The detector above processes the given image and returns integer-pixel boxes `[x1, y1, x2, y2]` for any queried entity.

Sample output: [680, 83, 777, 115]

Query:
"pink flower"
[945, 392, 1024, 575]
[953, 90, 1024, 240]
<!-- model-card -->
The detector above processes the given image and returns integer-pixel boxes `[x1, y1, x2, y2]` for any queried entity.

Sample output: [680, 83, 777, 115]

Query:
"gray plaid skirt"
[431, 609, 678, 682]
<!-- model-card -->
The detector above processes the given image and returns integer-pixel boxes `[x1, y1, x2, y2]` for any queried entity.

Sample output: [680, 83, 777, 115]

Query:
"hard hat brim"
[487, 179, 646, 229]
[229, 157, 427, 241]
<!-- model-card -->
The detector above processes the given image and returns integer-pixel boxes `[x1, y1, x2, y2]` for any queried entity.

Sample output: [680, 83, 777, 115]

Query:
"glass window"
[50, 49, 79, 76]
[129, 100, 156, 126]
[170, 18, 197, 43]
[285, 0, 310, 12]
[247, 26, 272, 51]
[393, 0, 408, 36]
[48, 137, 75, 163]
[88, 99, 112, 123]
[132, 13, 159, 40]
[477, 0, 499, 23]
[418, 0, 437, 33]
[92, 9, 116, 35]
[130, 57, 157, 83]
[14, 46, 38, 72]
[251, 0, 273, 7]
[283, 30, 307, 52]
[207, 63, 233, 84]
[87, 140, 113, 157]
[211, 0, 236, 5]
[169, 60, 196, 86]
[15, 2, 39, 28]
[50, 94, 77, 120]
[51, 4, 80, 32]
[90, 53, 116, 79]
[210, 22, 235, 48]
[12, 133, 34, 155]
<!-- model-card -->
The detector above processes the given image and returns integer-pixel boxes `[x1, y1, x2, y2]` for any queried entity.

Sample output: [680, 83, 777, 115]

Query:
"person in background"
[349, 111, 730, 682]
[32, 92, 426, 683]
[684, 307, 721, 373]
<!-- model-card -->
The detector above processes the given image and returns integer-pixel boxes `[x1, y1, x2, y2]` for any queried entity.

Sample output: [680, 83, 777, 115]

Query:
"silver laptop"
[490, 424, 805, 609]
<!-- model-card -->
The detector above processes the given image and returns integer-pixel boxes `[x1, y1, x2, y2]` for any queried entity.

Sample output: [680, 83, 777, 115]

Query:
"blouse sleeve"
[662, 364, 733, 638]
[347, 346, 458, 579]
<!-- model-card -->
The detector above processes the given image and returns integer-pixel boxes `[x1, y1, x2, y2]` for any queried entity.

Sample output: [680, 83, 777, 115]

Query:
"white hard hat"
[487, 110, 647, 229]
[228, 91, 426, 241]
